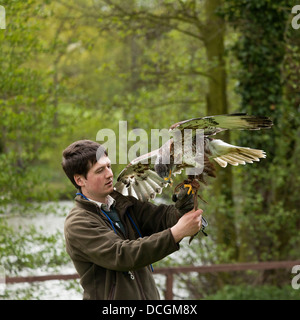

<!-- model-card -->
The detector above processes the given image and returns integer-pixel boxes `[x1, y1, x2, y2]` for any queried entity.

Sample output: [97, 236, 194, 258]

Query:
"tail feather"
[208, 139, 267, 168]
[213, 157, 228, 168]
[220, 155, 239, 166]
[238, 148, 266, 159]
[227, 154, 246, 164]
[217, 148, 265, 167]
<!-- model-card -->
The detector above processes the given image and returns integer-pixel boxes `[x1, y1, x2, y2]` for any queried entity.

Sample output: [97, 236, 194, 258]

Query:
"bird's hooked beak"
[164, 169, 173, 186]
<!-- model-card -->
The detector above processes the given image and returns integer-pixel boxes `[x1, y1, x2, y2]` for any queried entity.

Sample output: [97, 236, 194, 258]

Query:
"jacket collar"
[88, 195, 116, 212]
[75, 190, 134, 218]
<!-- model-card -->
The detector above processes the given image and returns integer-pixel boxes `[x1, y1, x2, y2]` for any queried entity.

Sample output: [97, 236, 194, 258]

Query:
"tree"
[0, 1, 54, 205]
[203, 0, 237, 259]
[224, 0, 300, 263]
[55, 0, 238, 259]
[0, 0, 86, 205]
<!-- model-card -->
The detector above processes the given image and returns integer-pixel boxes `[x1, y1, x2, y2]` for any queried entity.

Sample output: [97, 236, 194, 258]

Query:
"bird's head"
[154, 163, 173, 184]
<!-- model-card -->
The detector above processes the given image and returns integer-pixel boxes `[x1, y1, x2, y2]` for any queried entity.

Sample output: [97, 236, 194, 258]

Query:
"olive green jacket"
[64, 190, 180, 300]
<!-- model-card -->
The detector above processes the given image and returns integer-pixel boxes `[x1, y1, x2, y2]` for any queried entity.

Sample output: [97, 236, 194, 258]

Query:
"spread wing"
[115, 113, 273, 201]
[169, 113, 272, 170]
[169, 113, 273, 136]
[114, 147, 170, 202]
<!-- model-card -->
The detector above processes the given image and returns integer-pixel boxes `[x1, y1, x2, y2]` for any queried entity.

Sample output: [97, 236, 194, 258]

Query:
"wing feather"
[127, 184, 138, 198]
[114, 147, 169, 201]
[170, 113, 273, 136]
[131, 181, 145, 201]
[145, 176, 163, 194]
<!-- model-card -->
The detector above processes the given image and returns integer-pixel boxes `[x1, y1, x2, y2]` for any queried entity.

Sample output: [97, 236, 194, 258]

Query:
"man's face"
[75, 156, 114, 202]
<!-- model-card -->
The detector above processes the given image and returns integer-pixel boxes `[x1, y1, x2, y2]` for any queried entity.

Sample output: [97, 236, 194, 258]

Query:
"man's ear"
[74, 174, 85, 187]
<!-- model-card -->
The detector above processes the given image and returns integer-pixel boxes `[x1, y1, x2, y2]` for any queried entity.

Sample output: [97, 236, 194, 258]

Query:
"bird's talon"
[164, 169, 173, 182]
[184, 184, 194, 195]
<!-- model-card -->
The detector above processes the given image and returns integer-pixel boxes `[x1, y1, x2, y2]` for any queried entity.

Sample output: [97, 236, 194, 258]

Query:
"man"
[62, 140, 203, 300]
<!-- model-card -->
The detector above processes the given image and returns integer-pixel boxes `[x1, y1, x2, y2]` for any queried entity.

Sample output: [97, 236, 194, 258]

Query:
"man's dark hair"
[62, 140, 107, 189]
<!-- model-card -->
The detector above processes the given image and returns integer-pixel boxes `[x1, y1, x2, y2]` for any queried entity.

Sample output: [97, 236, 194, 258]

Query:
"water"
[4, 201, 72, 233]
[1, 201, 83, 300]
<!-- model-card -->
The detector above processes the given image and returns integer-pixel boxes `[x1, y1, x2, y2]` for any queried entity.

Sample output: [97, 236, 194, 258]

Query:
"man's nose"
[106, 167, 113, 178]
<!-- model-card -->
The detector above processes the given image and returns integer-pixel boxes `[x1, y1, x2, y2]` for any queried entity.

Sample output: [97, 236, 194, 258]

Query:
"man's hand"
[170, 209, 203, 243]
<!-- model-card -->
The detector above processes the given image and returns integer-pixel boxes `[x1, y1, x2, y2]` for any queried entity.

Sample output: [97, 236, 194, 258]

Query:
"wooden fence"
[6, 260, 300, 300]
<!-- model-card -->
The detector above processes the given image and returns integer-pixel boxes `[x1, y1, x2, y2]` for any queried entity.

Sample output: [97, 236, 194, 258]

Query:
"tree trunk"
[203, 0, 237, 260]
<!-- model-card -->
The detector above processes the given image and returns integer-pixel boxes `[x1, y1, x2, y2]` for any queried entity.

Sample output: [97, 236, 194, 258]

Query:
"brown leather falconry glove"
[172, 186, 195, 217]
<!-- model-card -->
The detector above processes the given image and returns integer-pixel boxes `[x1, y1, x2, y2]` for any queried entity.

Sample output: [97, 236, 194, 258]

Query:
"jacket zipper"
[108, 283, 116, 300]
[128, 271, 135, 280]
[126, 270, 146, 299]
[134, 271, 147, 300]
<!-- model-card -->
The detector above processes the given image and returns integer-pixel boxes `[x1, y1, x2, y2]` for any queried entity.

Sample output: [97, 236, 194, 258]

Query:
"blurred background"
[0, 0, 299, 300]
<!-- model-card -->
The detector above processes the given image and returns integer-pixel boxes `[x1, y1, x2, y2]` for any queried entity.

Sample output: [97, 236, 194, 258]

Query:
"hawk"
[114, 113, 273, 208]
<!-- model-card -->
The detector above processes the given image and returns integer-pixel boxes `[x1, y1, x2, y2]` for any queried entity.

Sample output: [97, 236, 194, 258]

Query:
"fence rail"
[6, 260, 300, 300]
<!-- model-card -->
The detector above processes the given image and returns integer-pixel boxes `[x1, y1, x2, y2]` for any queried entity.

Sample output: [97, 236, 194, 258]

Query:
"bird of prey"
[114, 114, 273, 207]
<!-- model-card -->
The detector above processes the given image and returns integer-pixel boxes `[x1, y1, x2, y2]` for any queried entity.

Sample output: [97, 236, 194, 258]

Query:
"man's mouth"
[105, 180, 113, 186]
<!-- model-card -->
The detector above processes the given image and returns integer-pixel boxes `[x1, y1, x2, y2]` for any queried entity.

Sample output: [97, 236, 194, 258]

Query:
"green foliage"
[222, 0, 300, 263]
[205, 284, 300, 300]
[0, 218, 69, 275]
[1, 280, 81, 300]
[224, 0, 291, 125]
[0, 1, 65, 205]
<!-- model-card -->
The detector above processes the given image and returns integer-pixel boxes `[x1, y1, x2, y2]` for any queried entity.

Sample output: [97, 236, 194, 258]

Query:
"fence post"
[165, 272, 173, 300]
